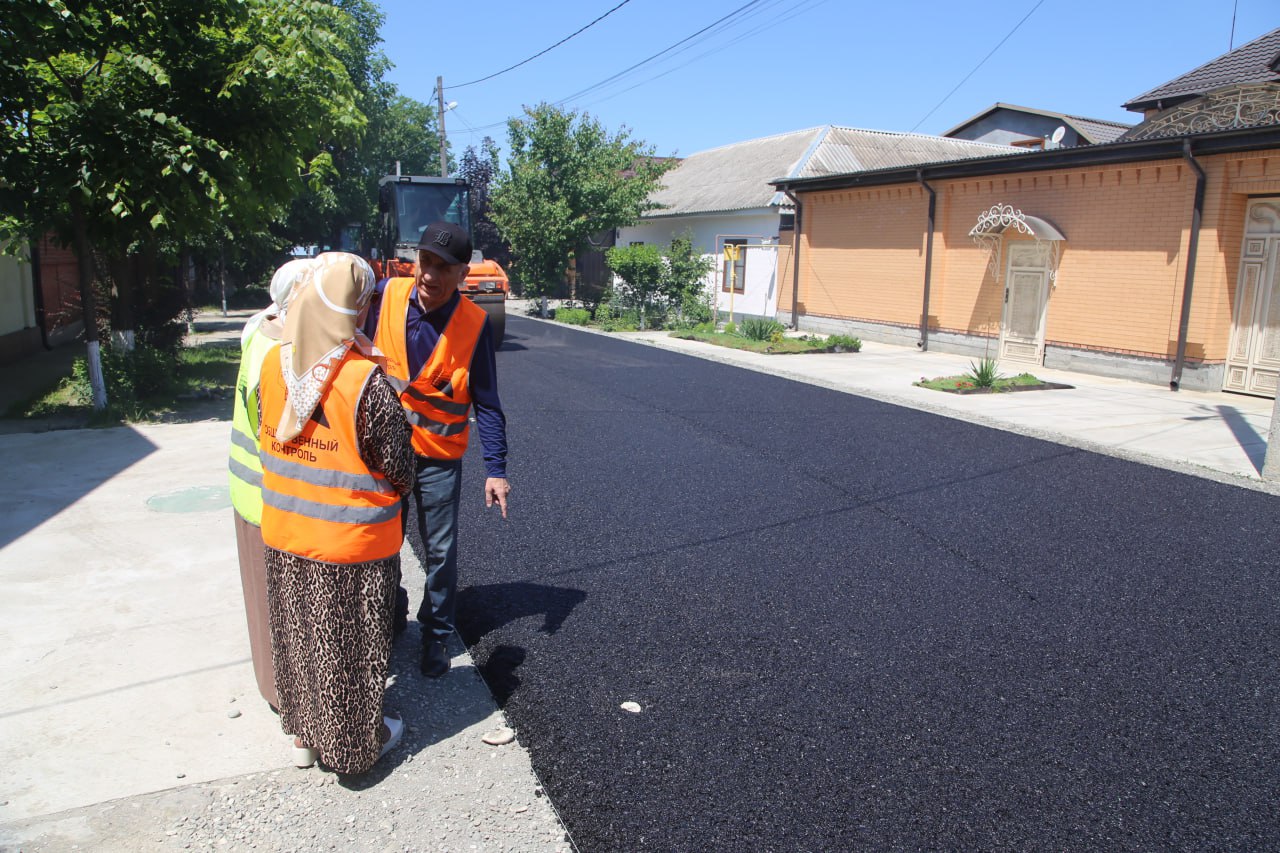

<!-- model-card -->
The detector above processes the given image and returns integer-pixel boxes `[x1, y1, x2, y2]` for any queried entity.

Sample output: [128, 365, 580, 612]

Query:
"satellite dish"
[1050, 126, 1066, 145]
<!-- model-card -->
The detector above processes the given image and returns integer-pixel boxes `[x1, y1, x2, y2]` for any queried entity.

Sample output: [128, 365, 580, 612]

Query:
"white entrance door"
[1225, 199, 1280, 398]
[998, 242, 1051, 365]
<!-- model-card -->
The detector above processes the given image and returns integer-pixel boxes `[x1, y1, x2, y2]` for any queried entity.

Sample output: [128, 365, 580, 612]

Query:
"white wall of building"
[617, 209, 783, 320]
[0, 249, 35, 337]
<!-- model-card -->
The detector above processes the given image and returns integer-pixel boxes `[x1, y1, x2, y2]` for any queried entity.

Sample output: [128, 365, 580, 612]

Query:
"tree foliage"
[1, 0, 365, 248]
[459, 136, 509, 268]
[489, 104, 672, 308]
[0, 0, 432, 410]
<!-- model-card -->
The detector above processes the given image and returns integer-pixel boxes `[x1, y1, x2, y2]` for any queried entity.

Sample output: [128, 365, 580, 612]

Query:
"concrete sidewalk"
[0, 312, 570, 851]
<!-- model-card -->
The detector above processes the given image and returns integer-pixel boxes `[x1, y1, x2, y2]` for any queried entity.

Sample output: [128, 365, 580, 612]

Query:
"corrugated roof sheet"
[798, 127, 1017, 179]
[1124, 27, 1280, 111]
[642, 127, 1016, 218]
[641, 128, 826, 218]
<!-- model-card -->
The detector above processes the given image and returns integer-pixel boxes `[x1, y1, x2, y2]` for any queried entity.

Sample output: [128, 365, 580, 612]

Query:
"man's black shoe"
[421, 641, 450, 678]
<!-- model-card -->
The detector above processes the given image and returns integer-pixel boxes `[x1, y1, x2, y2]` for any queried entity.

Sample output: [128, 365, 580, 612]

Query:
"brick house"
[772, 28, 1280, 398]
[618, 126, 1012, 322]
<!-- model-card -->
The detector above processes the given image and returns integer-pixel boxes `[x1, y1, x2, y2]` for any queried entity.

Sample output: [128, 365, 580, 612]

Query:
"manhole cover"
[146, 485, 231, 513]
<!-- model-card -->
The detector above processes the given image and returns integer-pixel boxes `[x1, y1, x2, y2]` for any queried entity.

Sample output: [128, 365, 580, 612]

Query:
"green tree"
[281, 0, 444, 253]
[0, 0, 366, 409]
[605, 242, 665, 330]
[459, 136, 509, 268]
[489, 103, 672, 316]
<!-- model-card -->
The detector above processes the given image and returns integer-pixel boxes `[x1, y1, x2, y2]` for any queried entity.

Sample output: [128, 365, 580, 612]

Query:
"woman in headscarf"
[229, 257, 317, 711]
[257, 252, 414, 774]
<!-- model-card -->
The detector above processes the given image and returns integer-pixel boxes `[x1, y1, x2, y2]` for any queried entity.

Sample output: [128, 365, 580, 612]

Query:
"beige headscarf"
[241, 257, 317, 346]
[275, 252, 377, 442]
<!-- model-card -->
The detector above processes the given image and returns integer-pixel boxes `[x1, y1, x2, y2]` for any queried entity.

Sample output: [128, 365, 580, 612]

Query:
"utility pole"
[437, 76, 448, 177]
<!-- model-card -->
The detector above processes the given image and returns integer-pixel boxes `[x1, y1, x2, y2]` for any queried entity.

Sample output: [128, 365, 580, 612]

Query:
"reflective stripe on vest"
[373, 278, 486, 459]
[228, 331, 281, 525]
[228, 455, 262, 490]
[258, 346, 402, 563]
[260, 451, 395, 493]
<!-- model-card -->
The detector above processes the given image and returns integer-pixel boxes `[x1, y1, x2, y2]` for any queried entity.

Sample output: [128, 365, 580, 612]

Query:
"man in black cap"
[363, 221, 510, 677]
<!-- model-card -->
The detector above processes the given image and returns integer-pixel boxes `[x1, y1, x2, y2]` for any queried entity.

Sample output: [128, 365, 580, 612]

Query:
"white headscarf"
[241, 257, 319, 346]
[275, 252, 377, 442]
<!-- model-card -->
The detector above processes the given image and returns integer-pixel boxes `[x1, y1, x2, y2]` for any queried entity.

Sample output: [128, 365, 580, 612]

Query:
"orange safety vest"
[373, 277, 487, 459]
[258, 346, 402, 563]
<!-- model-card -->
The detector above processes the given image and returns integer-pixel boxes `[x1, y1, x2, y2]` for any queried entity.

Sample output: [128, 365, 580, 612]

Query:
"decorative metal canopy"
[1120, 82, 1280, 142]
[969, 203, 1066, 282]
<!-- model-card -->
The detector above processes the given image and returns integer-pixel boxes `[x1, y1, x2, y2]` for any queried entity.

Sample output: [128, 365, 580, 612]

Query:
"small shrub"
[71, 343, 177, 417]
[600, 305, 640, 332]
[964, 356, 1004, 388]
[692, 321, 716, 334]
[555, 307, 590, 325]
[825, 333, 862, 352]
[740, 317, 786, 341]
[722, 321, 737, 336]
[769, 329, 785, 345]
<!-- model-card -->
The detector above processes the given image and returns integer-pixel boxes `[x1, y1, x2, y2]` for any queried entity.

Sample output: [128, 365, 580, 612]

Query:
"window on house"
[722, 238, 746, 293]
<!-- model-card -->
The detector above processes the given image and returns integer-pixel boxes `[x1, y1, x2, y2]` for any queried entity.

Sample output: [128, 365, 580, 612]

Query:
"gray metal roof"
[1124, 27, 1280, 112]
[642, 126, 1015, 219]
[943, 103, 1133, 144]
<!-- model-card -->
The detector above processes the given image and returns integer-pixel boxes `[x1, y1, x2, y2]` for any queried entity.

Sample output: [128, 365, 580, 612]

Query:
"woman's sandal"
[379, 712, 404, 760]
[292, 737, 318, 768]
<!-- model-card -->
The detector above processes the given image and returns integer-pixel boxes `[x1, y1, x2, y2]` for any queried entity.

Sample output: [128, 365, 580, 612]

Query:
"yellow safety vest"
[228, 328, 280, 525]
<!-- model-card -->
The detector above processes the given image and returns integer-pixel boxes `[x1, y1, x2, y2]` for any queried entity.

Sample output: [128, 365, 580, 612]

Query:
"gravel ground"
[2, 540, 574, 853]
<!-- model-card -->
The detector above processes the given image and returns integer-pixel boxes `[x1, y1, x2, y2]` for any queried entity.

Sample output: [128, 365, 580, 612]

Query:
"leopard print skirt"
[266, 547, 400, 774]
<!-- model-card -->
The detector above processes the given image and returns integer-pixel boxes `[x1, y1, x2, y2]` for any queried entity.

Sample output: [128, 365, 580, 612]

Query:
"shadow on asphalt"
[457, 582, 588, 708]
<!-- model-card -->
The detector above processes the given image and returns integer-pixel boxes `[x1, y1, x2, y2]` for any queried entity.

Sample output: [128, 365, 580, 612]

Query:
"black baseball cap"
[416, 221, 472, 266]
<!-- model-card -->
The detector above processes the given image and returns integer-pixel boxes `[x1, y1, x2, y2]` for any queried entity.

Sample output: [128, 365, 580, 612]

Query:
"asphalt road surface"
[414, 315, 1280, 851]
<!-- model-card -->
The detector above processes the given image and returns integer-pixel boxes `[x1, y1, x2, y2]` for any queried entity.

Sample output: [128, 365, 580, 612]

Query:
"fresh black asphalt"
[415, 315, 1280, 851]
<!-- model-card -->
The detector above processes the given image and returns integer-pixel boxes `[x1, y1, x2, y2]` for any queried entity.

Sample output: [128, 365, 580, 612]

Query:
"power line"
[556, 0, 768, 104]
[449, 0, 636, 90]
[577, 0, 831, 113]
[906, 0, 1047, 134]
[448, 0, 775, 135]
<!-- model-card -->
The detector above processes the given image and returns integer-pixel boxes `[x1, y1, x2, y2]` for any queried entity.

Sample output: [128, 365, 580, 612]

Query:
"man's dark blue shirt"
[362, 282, 507, 478]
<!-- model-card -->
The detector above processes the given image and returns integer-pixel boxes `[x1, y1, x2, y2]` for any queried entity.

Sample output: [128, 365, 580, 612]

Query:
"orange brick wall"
[798, 186, 928, 327]
[784, 149, 1280, 363]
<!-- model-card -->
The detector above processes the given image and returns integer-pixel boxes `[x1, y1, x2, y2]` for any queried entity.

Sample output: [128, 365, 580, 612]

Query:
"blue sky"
[377, 0, 1275, 162]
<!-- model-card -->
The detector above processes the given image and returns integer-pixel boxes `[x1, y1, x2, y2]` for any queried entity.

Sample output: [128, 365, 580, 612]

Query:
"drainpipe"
[782, 190, 803, 330]
[1171, 138, 1205, 391]
[917, 170, 936, 350]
